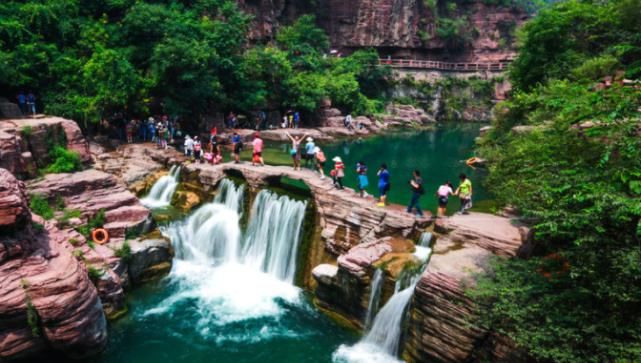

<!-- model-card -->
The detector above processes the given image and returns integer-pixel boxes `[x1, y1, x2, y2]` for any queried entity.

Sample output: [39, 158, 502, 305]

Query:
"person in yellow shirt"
[455, 173, 473, 214]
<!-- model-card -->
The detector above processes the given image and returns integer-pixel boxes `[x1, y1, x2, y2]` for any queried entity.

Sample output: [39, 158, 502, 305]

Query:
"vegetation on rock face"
[0, 2, 389, 124]
[473, 1, 641, 362]
[29, 193, 54, 220]
[45, 146, 83, 174]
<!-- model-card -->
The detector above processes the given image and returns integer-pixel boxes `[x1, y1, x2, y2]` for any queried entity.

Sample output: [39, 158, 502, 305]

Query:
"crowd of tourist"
[245, 131, 474, 217]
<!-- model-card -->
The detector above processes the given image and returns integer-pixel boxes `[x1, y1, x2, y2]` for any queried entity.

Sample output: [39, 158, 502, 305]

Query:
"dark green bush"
[45, 146, 82, 174]
[29, 194, 53, 220]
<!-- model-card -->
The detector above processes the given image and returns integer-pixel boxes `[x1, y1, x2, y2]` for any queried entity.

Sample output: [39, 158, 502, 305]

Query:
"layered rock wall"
[239, 0, 526, 62]
[0, 169, 107, 360]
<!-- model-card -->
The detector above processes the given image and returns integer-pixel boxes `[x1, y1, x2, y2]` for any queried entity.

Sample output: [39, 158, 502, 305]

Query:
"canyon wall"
[238, 0, 527, 62]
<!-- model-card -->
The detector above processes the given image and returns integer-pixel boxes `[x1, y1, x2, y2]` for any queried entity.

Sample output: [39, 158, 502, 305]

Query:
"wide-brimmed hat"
[306, 137, 314, 142]
[332, 156, 342, 162]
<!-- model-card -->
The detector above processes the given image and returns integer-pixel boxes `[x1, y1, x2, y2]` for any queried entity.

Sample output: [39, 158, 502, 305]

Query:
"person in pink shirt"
[252, 132, 264, 166]
[436, 181, 454, 217]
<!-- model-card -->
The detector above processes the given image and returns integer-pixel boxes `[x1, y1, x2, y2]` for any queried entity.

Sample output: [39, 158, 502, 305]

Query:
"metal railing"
[379, 58, 511, 72]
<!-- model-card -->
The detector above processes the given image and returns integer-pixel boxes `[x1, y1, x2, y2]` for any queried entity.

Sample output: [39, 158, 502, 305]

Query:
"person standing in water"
[285, 131, 307, 171]
[455, 173, 473, 214]
[232, 132, 242, 163]
[331, 156, 345, 189]
[314, 146, 326, 179]
[252, 132, 264, 166]
[356, 161, 369, 197]
[406, 170, 424, 217]
[436, 181, 454, 217]
[377, 164, 390, 207]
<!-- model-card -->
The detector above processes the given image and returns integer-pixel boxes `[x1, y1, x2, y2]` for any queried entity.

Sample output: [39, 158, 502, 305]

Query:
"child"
[332, 156, 345, 189]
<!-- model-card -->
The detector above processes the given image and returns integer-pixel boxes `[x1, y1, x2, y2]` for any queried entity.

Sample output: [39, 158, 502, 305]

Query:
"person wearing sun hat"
[331, 156, 345, 189]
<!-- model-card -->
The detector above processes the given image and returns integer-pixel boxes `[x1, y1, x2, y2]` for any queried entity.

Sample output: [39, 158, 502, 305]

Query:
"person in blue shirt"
[232, 132, 242, 163]
[293, 111, 300, 129]
[26, 92, 36, 115]
[377, 164, 390, 207]
[148, 119, 156, 143]
[16, 92, 27, 115]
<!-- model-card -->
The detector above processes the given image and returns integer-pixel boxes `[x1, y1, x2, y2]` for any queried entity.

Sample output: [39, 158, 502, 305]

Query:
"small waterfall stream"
[334, 234, 433, 363]
[364, 269, 384, 330]
[141, 165, 181, 208]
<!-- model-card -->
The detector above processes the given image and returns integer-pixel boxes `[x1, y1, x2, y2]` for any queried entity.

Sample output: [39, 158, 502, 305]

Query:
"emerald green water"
[319, 124, 491, 214]
[83, 264, 357, 363]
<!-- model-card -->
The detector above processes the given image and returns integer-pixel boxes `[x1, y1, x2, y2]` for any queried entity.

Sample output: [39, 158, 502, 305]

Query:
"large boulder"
[0, 169, 30, 233]
[0, 169, 107, 360]
[0, 117, 91, 178]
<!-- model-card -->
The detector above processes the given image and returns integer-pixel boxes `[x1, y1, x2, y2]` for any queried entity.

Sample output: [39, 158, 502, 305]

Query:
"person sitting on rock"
[344, 113, 353, 130]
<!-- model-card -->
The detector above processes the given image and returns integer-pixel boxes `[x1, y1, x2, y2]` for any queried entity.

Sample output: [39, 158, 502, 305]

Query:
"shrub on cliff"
[45, 146, 82, 174]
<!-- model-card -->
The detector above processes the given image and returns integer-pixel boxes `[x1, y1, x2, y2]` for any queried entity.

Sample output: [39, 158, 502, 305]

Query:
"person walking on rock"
[16, 92, 27, 115]
[406, 170, 424, 217]
[304, 137, 316, 168]
[377, 164, 390, 207]
[436, 181, 454, 217]
[252, 132, 264, 166]
[193, 136, 202, 162]
[232, 132, 242, 164]
[331, 156, 345, 189]
[286, 131, 307, 171]
[356, 161, 369, 197]
[455, 173, 473, 214]
[184, 135, 194, 157]
[315, 146, 326, 179]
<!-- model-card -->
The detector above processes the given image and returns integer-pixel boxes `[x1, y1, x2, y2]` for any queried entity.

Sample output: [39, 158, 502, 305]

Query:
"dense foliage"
[0, 1, 388, 125]
[474, 1, 641, 362]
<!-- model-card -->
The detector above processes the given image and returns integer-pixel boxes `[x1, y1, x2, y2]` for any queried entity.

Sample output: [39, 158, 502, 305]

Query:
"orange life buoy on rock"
[91, 228, 109, 245]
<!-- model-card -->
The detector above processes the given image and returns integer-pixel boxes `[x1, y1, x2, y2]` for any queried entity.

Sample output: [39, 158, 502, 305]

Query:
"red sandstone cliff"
[238, 0, 526, 62]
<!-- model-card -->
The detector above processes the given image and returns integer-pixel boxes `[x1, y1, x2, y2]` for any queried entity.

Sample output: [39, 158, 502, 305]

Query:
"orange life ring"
[91, 228, 109, 245]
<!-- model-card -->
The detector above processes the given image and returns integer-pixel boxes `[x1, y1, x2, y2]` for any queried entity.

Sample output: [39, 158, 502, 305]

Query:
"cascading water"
[242, 190, 307, 282]
[364, 269, 384, 329]
[214, 178, 245, 214]
[141, 165, 181, 208]
[149, 178, 311, 343]
[333, 240, 433, 363]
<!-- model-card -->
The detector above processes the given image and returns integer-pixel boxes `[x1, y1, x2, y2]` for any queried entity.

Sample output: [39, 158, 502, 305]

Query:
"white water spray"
[141, 165, 181, 208]
[154, 179, 308, 331]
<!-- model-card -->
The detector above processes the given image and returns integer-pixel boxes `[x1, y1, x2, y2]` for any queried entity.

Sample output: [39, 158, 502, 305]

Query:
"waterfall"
[242, 190, 307, 283]
[214, 178, 245, 214]
[153, 179, 307, 331]
[163, 179, 306, 282]
[418, 232, 432, 247]
[333, 244, 433, 363]
[141, 165, 181, 208]
[364, 269, 384, 330]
